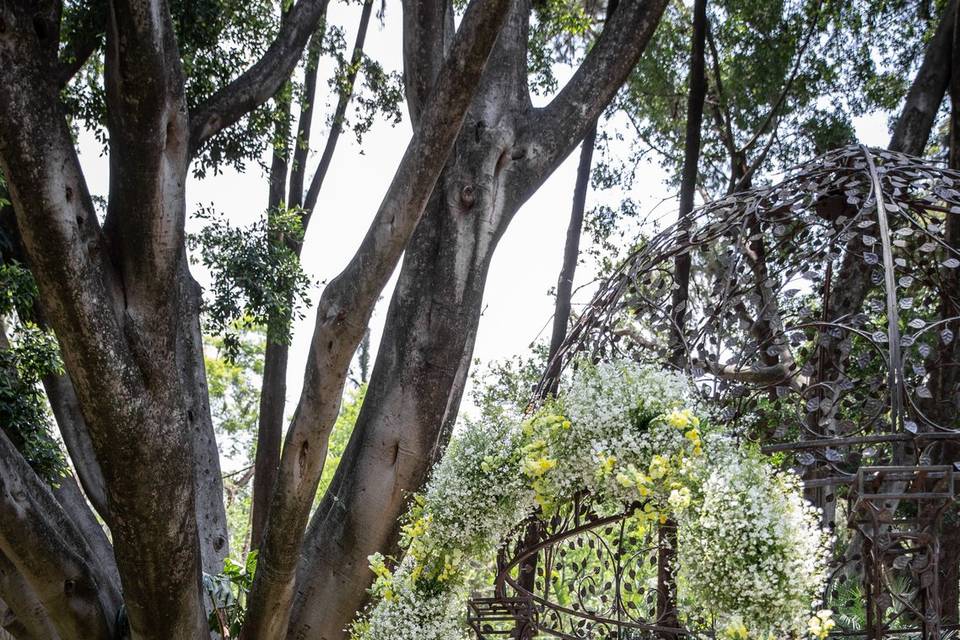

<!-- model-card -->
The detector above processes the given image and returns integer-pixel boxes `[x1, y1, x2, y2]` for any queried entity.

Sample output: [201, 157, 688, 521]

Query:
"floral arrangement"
[352, 359, 832, 640]
[678, 450, 831, 639]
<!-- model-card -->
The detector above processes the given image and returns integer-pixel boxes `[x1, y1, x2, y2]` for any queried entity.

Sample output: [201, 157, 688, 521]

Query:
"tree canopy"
[0, 0, 957, 639]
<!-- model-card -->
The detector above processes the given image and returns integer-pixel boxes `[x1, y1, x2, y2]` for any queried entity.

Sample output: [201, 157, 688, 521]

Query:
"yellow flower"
[370, 555, 392, 580]
[616, 472, 633, 488]
[596, 453, 616, 477]
[402, 515, 429, 539]
[808, 610, 835, 640]
[522, 456, 557, 478]
[648, 454, 669, 480]
[723, 617, 749, 640]
[666, 408, 696, 430]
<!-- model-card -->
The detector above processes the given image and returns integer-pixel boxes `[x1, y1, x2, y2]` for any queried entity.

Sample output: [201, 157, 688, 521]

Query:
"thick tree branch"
[43, 371, 110, 519]
[52, 475, 120, 592]
[188, 0, 332, 154]
[252, 1, 373, 548]
[889, 0, 956, 155]
[0, 207, 110, 521]
[103, 0, 189, 305]
[239, 2, 514, 637]
[0, 431, 115, 639]
[400, 0, 453, 127]
[0, 552, 62, 640]
[522, 0, 669, 187]
[0, 6, 210, 637]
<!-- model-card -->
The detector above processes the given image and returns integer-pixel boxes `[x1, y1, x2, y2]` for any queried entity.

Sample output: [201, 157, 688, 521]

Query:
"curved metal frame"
[470, 146, 960, 639]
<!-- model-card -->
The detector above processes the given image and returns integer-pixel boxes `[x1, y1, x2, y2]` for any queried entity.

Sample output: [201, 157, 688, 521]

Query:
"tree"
[0, 1, 671, 639]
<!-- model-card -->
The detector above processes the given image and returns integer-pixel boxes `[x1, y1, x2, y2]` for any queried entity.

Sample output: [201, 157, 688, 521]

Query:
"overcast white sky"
[74, 3, 892, 421]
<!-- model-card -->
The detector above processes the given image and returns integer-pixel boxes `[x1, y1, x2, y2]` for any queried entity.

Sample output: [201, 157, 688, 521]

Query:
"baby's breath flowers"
[352, 359, 831, 640]
[678, 450, 831, 640]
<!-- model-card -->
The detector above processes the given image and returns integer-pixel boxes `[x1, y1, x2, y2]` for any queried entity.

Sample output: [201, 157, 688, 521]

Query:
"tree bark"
[668, 0, 707, 370]
[0, 551, 62, 640]
[936, 5, 960, 621]
[239, 2, 515, 637]
[660, 1, 706, 634]
[288, 2, 669, 638]
[544, 123, 597, 394]
[889, 0, 957, 156]
[252, 85, 295, 550]
[0, 430, 116, 639]
[252, 0, 373, 550]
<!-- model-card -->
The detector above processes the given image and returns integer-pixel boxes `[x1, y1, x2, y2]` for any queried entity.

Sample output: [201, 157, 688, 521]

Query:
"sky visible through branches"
[72, 2, 891, 439]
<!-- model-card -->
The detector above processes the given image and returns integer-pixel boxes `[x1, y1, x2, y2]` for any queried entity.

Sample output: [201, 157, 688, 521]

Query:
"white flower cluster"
[359, 558, 469, 640]
[353, 413, 534, 640]
[678, 451, 830, 639]
[521, 360, 701, 518]
[419, 412, 533, 556]
[353, 358, 831, 640]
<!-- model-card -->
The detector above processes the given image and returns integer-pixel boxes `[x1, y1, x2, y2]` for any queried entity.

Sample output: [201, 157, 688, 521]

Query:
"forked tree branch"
[522, 0, 670, 189]
[239, 1, 514, 637]
[400, 0, 453, 126]
[0, 431, 116, 639]
[189, 0, 333, 154]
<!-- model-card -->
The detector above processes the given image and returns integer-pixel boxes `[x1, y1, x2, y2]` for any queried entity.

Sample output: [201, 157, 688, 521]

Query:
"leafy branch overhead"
[189, 205, 313, 358]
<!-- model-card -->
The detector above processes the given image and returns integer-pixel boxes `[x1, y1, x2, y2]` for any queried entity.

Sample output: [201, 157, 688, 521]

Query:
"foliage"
[204, 330, 264, 551]
[321, 23, 405, 146]
[0, 260, 37, 316]
[468, 345, 550, 417]
[353, 359, 830, 640]
[60, 0, 282, 176]
[317, 383, 366, 498]
[205, 332, 265, 460]
[527, 0, 595, 96]
[189, 206, 312, 360]
[0, 262, 69, 482]
[204, 551, 259, 637]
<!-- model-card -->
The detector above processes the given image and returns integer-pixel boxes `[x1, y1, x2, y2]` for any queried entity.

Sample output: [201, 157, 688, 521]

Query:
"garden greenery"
[352, 360, 833, 640]
[0, 262, 69, 482]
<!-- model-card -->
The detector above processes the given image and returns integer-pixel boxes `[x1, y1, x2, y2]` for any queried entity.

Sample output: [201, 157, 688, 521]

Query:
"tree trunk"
[544, 123, 597, 394]
[252, 85, 295, 550]
[668, 0, 707, 371]
[252, 2, 373, 549]
[239, 3, 515, 637]
[937, 8, 960, 621]
[288, 2, 670, 637]
[658, 0, 706, 634]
